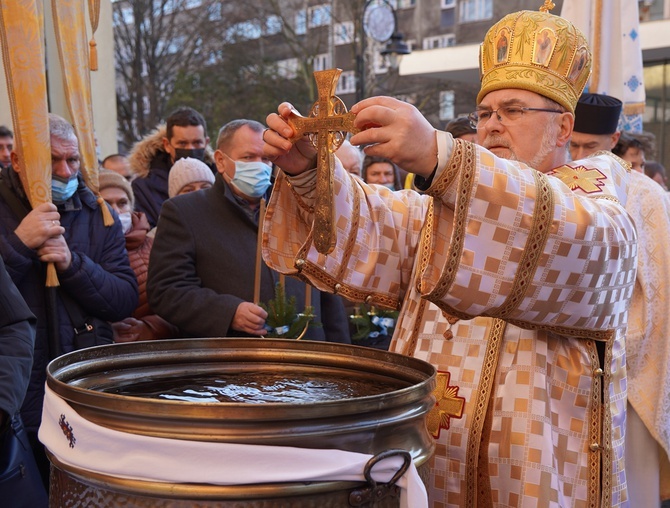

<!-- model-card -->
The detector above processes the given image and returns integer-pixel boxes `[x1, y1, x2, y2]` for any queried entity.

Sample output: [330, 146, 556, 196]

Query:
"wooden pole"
[254, 198, 266, 304]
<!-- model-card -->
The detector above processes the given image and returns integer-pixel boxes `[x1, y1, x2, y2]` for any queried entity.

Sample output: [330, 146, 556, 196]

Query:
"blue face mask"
[230, 161, 272, 198]
[52, 175, 79, 203]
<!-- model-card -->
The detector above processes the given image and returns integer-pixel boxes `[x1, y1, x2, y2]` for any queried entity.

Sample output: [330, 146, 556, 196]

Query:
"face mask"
[52, 175, 79, 203]
[382, 183, 396, 191]
[118, 212, 132, 234]
[230, 161, 272, 198]
[174, 148, 205, 162]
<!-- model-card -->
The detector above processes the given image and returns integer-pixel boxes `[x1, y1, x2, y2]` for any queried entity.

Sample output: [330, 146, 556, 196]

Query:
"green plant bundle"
[259, 283, 320, 339]
[349, 303, 399, 342]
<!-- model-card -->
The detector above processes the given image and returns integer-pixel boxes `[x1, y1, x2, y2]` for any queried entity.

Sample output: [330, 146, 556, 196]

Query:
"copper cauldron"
[45, 338, 436, 507]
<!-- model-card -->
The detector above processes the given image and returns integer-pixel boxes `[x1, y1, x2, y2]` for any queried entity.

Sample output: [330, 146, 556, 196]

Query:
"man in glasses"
[262, 6, 636, 507]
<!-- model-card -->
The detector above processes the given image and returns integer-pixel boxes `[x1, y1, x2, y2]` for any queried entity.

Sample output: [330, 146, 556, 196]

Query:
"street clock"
[363, 2, 396, 42]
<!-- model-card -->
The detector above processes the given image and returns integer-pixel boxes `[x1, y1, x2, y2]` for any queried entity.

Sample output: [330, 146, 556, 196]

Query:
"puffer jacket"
[129, 125, 216, 227]
[0, 166, 138, 433]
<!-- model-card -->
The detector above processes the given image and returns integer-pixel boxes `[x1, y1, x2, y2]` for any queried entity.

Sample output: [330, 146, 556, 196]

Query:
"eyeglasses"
[468, 106, 563, 129]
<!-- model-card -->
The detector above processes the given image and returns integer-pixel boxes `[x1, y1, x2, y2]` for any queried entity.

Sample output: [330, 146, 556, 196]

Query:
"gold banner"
[51, 0, 112, 225]
[0, 0, 59, 286]
[0, 0, 51, 207]
[50, 0, 97, 186]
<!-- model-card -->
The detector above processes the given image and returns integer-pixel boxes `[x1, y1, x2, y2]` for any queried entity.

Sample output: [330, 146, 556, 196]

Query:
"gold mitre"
[477, 3, 592, 114]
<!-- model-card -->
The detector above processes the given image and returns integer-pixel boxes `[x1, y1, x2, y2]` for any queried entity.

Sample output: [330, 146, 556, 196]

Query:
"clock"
[363, 3, 396, 43]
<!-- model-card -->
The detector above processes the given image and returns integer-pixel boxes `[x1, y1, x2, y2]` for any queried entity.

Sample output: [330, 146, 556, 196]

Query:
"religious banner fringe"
[88, 0, 101, 71]
[51, 0, 112, 226]
[0, 0, 59, 286]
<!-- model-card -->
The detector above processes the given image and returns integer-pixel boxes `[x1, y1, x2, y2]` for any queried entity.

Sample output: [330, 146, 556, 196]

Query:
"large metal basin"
[46, 338, 436, 507]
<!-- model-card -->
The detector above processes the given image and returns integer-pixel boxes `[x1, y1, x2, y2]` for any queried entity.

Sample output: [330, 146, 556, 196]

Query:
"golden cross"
[287, 69, 360, 255]
[539, 0, 555, 13]
[551, 165, 608, 193]
[426, 371, 465, 439]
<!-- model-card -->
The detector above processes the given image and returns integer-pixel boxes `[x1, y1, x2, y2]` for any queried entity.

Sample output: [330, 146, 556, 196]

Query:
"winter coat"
[0, 167, 138, 433]
[123, 211, 178, 339]
[0, 255, 36, 420]
[129, 125, 216, 227]
[147, 175, 351, 343]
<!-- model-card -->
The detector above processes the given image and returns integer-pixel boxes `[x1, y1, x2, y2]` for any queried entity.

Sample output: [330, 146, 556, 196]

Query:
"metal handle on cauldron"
[349, 449, 412, 507]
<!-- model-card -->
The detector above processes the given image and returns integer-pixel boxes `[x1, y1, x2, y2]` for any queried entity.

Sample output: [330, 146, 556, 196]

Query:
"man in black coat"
[148, 119, 350, 342]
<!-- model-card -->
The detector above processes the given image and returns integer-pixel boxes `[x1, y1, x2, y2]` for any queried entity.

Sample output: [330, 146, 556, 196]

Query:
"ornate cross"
[287, 68, 360, 255]
[426, 371, 465, 439]
[551, 165, 608, 193]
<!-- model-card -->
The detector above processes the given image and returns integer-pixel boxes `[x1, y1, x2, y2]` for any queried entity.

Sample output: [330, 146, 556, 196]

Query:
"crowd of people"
[1, 4, 670, 508]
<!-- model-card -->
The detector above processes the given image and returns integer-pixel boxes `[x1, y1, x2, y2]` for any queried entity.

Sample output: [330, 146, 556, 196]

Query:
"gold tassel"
[89, 38, 98, 71]
[97, 195, 114, 226]
[46, 262, 60, 287]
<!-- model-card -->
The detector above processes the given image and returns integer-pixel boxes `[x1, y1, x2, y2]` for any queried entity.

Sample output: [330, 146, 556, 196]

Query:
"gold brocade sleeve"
[263, 162, 432, 309]
[263, 138, 638, 338]
[418, 139, 637, 338]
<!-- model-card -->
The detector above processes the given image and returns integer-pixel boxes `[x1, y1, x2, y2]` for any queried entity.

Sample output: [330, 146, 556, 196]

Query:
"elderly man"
[262, 6, 637, 507]
[148, 119, 350, 343]
[571, 92, 670, 506]
[0, 114, 138, 485]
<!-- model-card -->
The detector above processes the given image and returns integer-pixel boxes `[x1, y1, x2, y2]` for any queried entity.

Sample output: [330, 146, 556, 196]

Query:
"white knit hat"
[168, 157, 216, 198]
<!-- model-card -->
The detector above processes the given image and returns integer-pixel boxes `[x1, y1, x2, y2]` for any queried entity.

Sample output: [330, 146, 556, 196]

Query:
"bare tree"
[112, 0, 218, 150]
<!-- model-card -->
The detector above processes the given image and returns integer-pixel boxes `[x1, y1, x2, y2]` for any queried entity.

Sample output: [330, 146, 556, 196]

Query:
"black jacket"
[147, 175, 350, 342]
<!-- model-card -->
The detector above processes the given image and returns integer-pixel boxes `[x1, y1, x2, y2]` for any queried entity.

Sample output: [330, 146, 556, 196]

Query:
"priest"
[262, 4, 637, 507]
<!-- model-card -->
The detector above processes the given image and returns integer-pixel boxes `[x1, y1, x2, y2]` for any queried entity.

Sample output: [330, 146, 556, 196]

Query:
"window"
[422, 34, 455, 50]
[334, 22, 354, 45]
[309, 4, 331, 28]
[264, 15, 282, 36]
[336, 70, 356, 94]
[397, 0, 416, 7]
[295, 9, 307, 35]
[439, 90, 455, 121]
[313, 53, 331, 72]
[441, 8, 455, 27]
[277, 58, 299, 79]
[459, 0, 493, 23]
[441, 0, 455, 27]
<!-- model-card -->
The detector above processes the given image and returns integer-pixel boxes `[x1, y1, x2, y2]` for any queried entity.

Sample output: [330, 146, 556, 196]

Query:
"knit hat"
[168, 157, 216, 198]
[478, 5, 592, 114]
[574, 93, 622, 135]
[98, 169, 134, 210]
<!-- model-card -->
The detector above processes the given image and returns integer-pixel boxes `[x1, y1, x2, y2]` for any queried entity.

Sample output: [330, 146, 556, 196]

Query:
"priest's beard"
[485, 121, 559, 170]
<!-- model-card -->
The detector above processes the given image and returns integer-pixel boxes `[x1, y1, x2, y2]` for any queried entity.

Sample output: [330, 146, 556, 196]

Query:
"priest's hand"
[232, 302, 268, 336]
[14, 202, 64, 249]
[351, 97, 438, 178]
[36, 235, 72, 271]
[263, 102, 317, 176]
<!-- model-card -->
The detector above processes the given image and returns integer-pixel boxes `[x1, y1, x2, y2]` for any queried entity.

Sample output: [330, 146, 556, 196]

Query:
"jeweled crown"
[477, 7, 592, 114]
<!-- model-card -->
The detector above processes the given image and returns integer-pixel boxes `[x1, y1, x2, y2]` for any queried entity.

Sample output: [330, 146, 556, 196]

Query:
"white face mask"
[119, 212, 132, 234]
